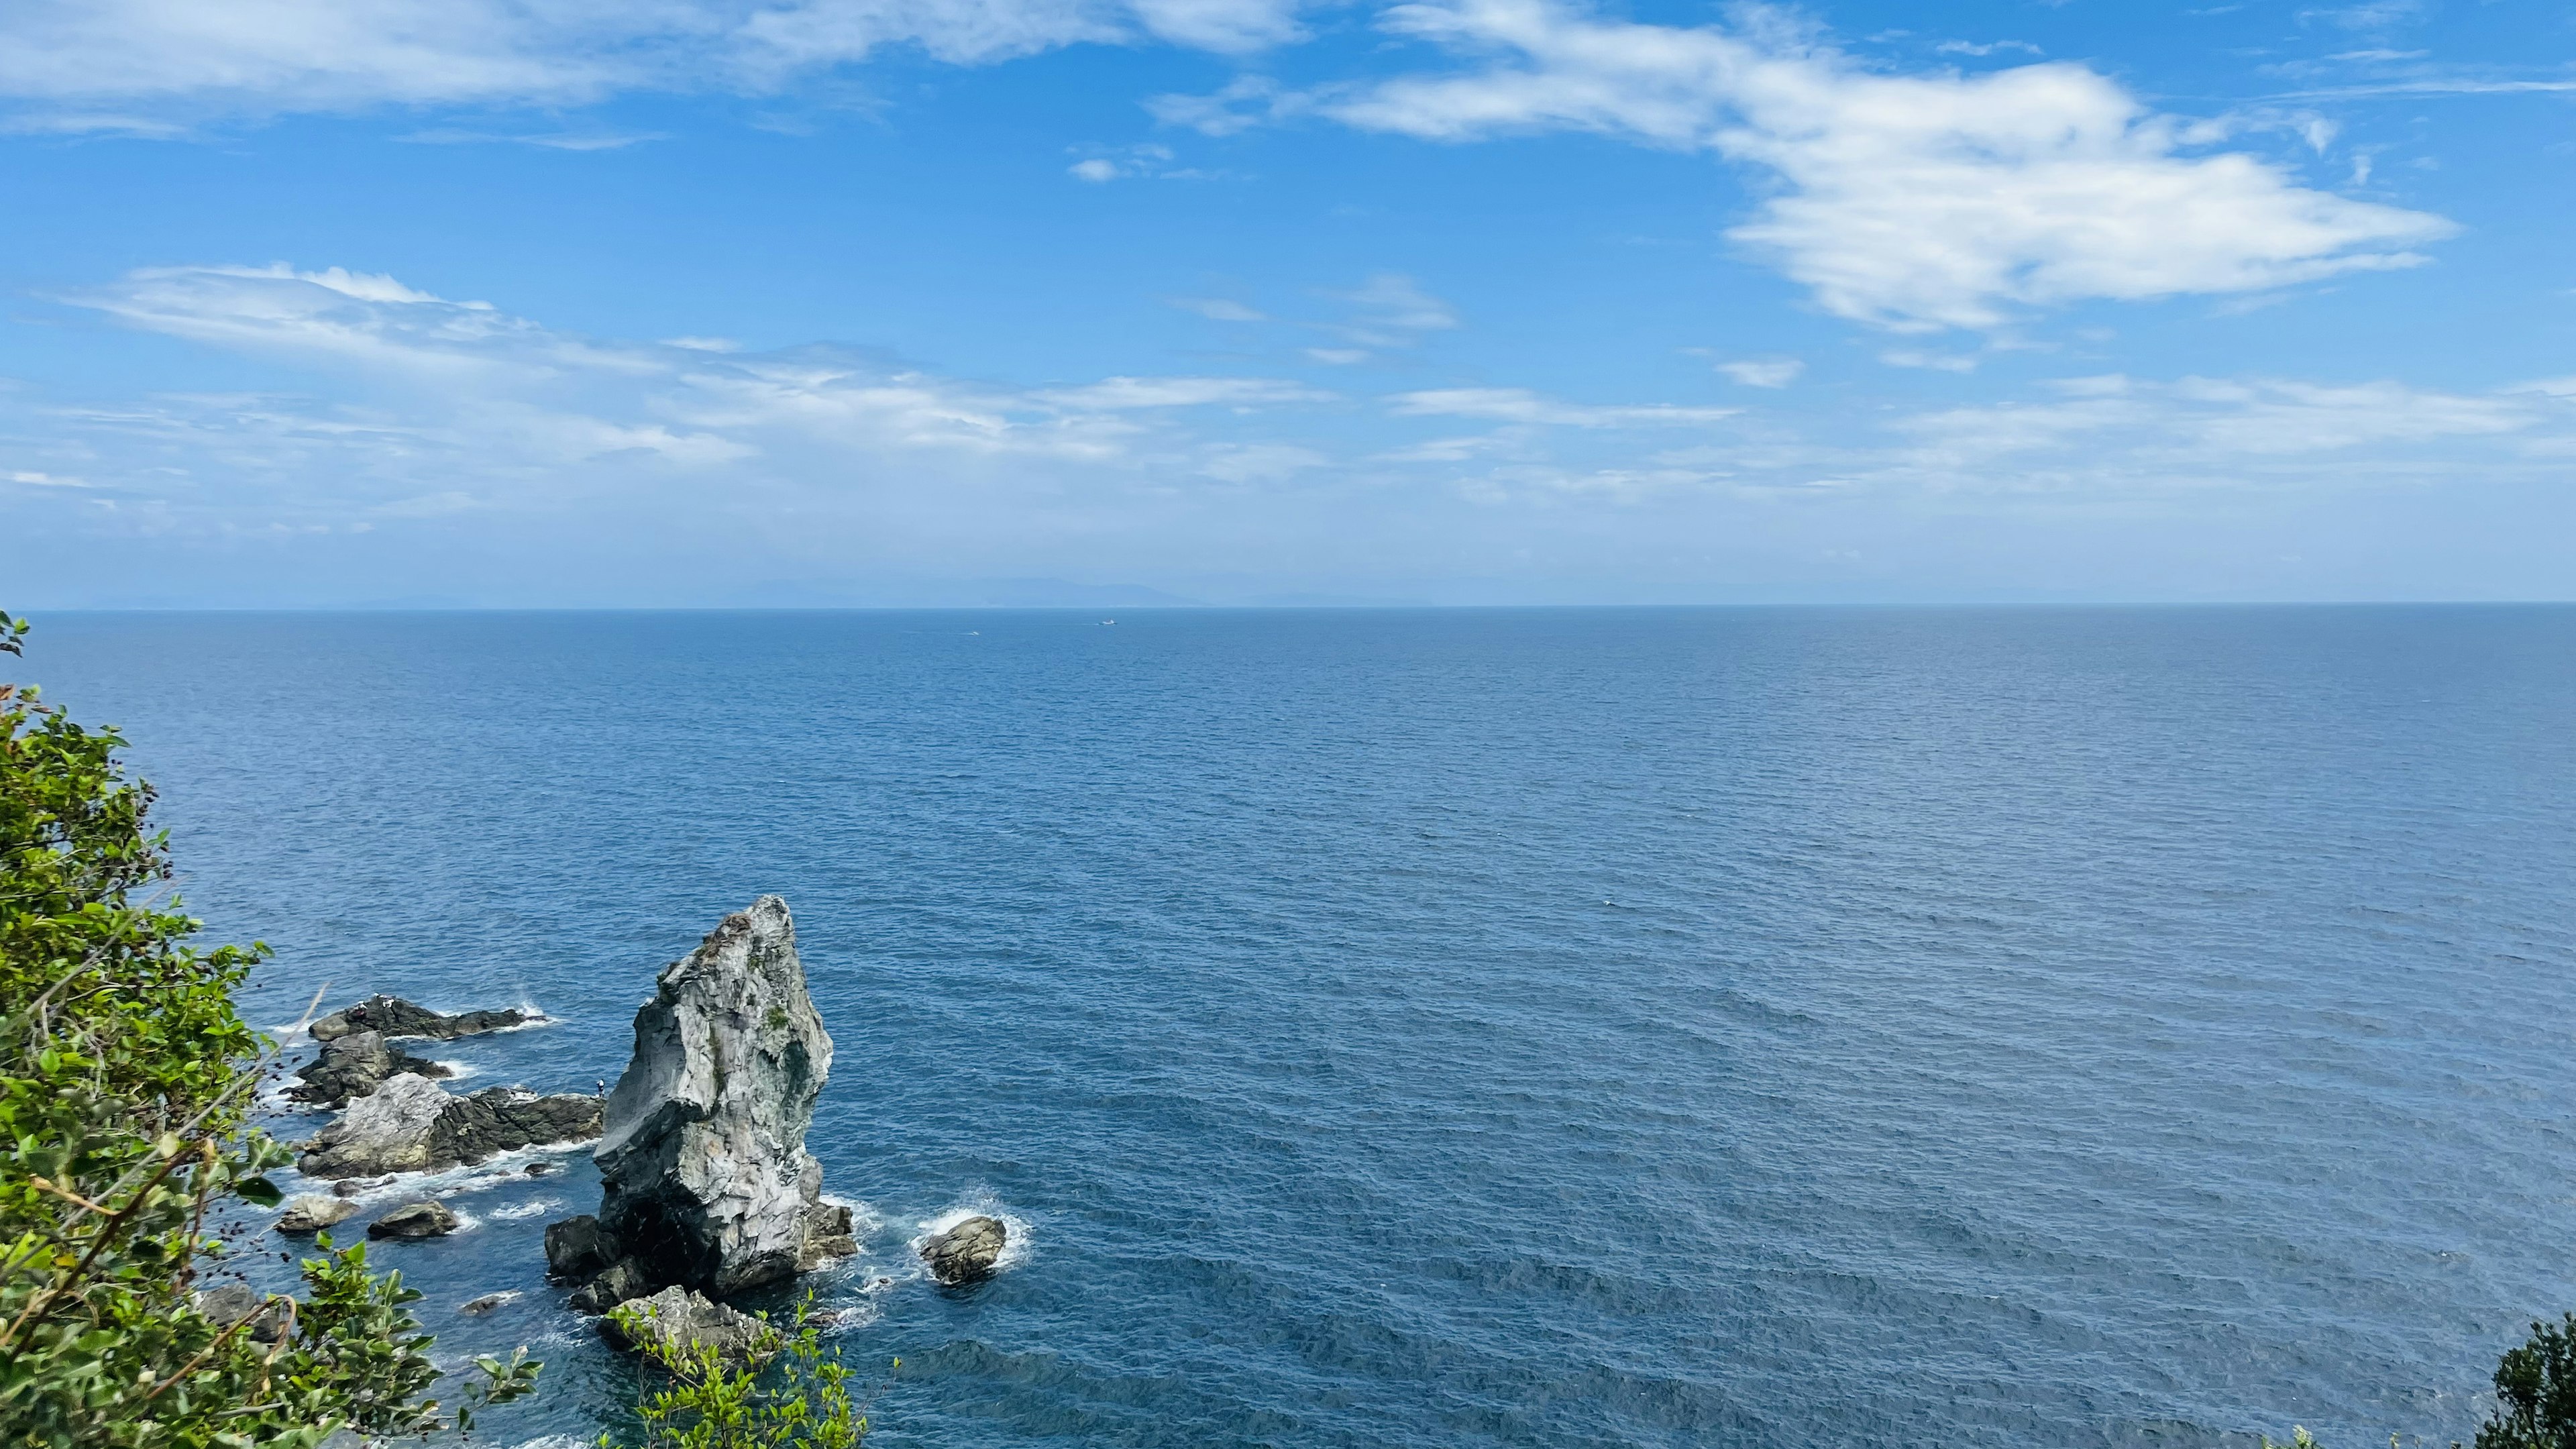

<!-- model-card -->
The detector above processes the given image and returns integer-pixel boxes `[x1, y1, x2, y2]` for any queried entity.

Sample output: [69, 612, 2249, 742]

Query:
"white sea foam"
[487, 1197, 563, 1222]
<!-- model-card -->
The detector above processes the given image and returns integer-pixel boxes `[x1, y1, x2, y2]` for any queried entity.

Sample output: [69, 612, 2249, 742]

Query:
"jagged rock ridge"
[576, 895, 853, 1307]
[312, 995, 532, 1042]
[299, 1073, 601, 1179]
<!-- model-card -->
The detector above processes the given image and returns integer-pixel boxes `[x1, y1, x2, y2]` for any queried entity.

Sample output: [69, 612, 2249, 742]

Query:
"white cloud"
[1171, 297, 1267, 322]
[1389, 387, 1736, 426]
[1715, 358, 1802, 388]
[1173, 0, 2453, 331]
[1896, 374, 2535, 470]
[1070, 157, 1121, 181]
[1034, 376, 1327, 408]
[5, 470, 89, 487]
[0, 0, 1311, 121]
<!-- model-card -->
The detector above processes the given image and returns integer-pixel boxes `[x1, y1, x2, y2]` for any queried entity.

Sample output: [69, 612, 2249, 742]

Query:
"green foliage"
[0, 610, 539, 1447]
[607, 1295, 890, 1449]
[2478, 1315, 2576, 1449]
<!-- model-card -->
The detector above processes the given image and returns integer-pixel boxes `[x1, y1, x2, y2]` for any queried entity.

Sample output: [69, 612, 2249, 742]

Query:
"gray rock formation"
[194, 1283, 290, 1344]
[568, 1259, 652, 1314]
[594, 896, 845, 1295]
[920, 1216, 1007, 1284]
[599, 1286, 771, 1360]
[459, 1291, 517, 1314]
[312, 995, 533, 1042]
[299, 1073, 602, 1179]
[275, 1195, 358, 1235]
[544, 1214, 623, 1281]
[368, 1200, 458, 1239]
[285, 1030, 450, 1108]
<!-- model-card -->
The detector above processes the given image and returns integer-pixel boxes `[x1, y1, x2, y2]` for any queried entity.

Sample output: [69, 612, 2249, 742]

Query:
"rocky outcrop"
[285, 1030, 450, 1108]
[600, 1287, 771, 1360]
[369, 1201, 459, 1238]
[545, 1215, 624, 1282]
[194, 1283, 291, 1344]
[920, 1216, 1006, 1284]
[275, 1195, 358, 1235]
[593, 897, 845, 1295]
[568, 1259, 652, 1314]
[430, 1086, 602, 1165]
[459, 1291, 517, 1315]
[312, 996, 531, 1043]
[298, 1073, 601, 1179]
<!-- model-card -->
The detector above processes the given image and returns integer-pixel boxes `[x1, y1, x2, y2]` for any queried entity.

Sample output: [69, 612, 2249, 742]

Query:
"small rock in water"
[312, 995, 532, 1042]
[921, 1216, 1007, 1285]
[276, 1194, 358, 1234]
[600, 1286, 771, 1360]
[459, 1291, 518, 1314]
[368, 1200, 460, 1239]
[568, 1258, 653, 1314]
[525, 1161, 555, 1177]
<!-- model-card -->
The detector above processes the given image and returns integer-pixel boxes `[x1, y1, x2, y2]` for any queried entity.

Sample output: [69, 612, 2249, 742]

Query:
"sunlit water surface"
[27, 606, 2576, 1449]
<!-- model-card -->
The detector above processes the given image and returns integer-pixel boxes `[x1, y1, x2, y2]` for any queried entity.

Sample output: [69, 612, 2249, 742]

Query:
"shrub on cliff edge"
[0, 610, 535, 1448]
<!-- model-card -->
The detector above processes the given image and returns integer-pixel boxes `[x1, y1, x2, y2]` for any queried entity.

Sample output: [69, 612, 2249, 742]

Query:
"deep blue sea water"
[21, 606, 2576, 1449]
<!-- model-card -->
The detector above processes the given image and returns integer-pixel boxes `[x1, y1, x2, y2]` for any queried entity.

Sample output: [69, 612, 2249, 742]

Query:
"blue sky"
[2, 0, 2571, 605]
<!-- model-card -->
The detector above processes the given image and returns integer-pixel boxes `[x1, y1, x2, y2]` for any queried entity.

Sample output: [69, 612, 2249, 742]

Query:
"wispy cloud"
[1389, 387, 1735, 427]
[1163, 0, 2453, 331]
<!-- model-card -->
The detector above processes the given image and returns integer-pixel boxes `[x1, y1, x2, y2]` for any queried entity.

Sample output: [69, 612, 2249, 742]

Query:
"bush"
[608, 1295, 889, 1449]
[0, 610, 536, 1447]
[2477, 1314, 2576, 1449]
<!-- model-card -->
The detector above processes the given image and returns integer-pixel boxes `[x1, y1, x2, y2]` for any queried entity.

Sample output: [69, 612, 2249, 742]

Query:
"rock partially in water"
[600, 1286, 772, 1360]
[299, 1075, 603, 1179]
[368, 1200, 459, 1239]
[568, 1258, 653, 1314]
[299, 1073, 451, 1177]
[459, 1291, 517, 1314]
[595, 896, 841, 1295]
[285, 1030, 450, 1108]
[275, 1195, 358, 1235]
[545, 1214, 624, 1281]
[313, 995, 532, 1042]
[431, 1085, 602, 1165]
[920, 1216, 1007, 1285]
[194, 1283, 290, 1344]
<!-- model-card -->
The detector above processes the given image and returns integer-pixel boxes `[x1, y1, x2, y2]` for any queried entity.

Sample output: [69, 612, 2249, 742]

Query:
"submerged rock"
[275, 1195, 358, 1235]
[313, 995, 531, 1043]
[285, 1030, 450, 1108]
[458, 1291, 517, 1314]
[594, 896, 843, 1295]
[600, 1286, 771, 1360]
[298, 1074, 602, 1179]
[920, 1216, 1007, 1285]
[368, 1200, 458, 1239]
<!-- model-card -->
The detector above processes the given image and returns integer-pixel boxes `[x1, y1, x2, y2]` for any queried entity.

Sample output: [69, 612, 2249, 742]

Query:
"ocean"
[23, 606, 2576, 1448]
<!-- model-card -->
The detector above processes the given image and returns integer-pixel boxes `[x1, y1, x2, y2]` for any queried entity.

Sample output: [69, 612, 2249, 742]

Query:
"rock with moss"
[594, 896, 845, 1295]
